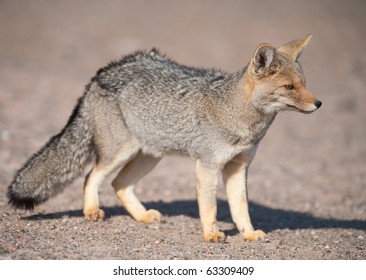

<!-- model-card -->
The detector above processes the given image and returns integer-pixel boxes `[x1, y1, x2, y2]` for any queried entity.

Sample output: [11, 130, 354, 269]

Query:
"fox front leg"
[195, 160, 226, 243]
[222, 154, 265, 241]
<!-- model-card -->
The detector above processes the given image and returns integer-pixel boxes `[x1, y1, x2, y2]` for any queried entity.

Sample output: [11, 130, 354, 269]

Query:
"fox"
[7, 35, 321, 242]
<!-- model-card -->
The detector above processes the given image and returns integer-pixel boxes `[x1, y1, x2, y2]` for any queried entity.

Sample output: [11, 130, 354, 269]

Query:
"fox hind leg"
[83, 167, 106, 221]
[112, 151, 161, 223]
[83, 141, 139, 222]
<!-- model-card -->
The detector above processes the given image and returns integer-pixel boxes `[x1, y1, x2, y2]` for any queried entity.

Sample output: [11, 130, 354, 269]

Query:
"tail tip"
[7, 187, 36, 211]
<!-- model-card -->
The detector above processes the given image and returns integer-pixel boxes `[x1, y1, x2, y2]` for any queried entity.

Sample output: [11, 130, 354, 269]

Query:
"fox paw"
[84, 208, 105, 222]
[137, 209, 162, 223]
[243, 229, 266, 241]
[204, 231, 226, 243]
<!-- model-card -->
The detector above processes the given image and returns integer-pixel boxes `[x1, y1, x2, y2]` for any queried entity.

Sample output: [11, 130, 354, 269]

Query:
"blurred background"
[0, 0, 365, 259]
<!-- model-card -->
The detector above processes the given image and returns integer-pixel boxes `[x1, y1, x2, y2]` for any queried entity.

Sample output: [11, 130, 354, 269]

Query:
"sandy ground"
[0, 0, 365, 259]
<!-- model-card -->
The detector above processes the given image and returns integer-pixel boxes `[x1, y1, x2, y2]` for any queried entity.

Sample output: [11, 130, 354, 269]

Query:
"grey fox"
[8, 35, 321, 242]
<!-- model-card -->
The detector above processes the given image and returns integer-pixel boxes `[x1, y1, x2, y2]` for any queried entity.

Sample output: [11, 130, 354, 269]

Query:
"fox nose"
[314, 100, 322, 108]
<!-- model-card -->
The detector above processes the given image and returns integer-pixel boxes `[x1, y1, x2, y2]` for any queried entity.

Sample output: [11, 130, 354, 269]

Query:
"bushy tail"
[7, 93, 94, 210]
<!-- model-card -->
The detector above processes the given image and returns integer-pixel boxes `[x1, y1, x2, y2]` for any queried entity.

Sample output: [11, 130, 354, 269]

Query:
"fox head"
[246, 34, 321, 114]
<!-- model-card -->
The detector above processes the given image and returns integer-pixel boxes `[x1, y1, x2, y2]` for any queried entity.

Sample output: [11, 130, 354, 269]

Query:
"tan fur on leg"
[83, 142, 139, 221]
[112, 152, 161, 223]
[83, 166, 105, 221]
[195, 160, 226, 243]
[223, 153, 266, 241]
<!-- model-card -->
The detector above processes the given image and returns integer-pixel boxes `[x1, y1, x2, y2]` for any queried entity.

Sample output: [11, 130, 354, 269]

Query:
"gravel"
[0, 0, 365, 259]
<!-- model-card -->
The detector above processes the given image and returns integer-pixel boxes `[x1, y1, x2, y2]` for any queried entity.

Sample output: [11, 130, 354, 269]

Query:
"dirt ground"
[0, 0, 365, 260]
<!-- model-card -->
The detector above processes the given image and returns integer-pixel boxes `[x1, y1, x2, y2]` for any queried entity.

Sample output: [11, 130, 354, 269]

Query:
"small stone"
[150, 224, 160, 230]
[278, 239, 285, 246]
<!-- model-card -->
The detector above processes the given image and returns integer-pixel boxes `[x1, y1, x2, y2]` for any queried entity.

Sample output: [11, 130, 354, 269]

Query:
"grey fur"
[92, 50, 266, 165]
[7, 46, 319, 213]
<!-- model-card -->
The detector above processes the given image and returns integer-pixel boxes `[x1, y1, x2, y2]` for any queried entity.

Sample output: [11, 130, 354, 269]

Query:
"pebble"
[310, 230, 318, 239]
[150, 224, 160, 230]
[357, 235, 364, 240]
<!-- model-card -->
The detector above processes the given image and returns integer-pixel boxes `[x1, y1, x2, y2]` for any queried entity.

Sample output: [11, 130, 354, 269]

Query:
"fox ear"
[252, 43, 276, 75]
[277, 34, 312, 61]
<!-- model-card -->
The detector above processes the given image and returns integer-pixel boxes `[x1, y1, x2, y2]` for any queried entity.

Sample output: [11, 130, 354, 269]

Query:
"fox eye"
[284, 84, 296, 90]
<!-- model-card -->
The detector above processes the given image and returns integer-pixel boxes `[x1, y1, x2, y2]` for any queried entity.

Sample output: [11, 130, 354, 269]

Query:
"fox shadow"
[24, 199, 366, 234]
